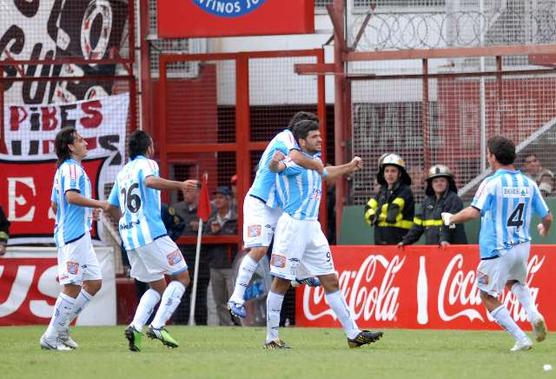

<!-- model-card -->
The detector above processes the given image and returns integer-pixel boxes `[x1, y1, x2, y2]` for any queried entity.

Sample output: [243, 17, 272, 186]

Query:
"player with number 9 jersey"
[108, 156, 166, 251]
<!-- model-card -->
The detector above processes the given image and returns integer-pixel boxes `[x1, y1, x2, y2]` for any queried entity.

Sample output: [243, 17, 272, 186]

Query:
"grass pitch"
[0, 326, 554, 379]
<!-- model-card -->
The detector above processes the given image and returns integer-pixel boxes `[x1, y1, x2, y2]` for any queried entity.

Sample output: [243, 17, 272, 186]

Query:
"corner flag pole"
[189, 172, 210, 326]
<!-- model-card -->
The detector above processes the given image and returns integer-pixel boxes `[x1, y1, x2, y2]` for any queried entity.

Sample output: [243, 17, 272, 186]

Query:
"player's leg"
[124, 247, 165, 352]
[60, 235, 103, 349]
[306, 223, 382, 348]
[41, 238, 88, 351]
[228, 197, 279, 317]
[477, 252, 532, 351]
[506, 243, 546, 342]
[146, 237, 189, 348]
[264, 277, 291, 349]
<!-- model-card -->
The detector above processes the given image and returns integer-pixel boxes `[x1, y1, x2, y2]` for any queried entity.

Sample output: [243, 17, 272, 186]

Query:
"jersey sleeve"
[275, 130, 300, 153]
[471, 178, 493, 212]
[531, 182, 550, 218]
[108, 182, 120, 207]
[141, 159, 159, 179]
[61, 163, 83, 194]
[281, 156, 304, 176]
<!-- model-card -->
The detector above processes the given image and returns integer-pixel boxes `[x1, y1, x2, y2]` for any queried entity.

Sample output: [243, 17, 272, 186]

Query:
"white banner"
[0, 94, 129, 245]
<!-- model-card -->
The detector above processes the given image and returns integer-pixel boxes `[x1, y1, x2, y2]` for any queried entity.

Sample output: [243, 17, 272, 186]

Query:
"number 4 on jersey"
[507, 203, 524, 227]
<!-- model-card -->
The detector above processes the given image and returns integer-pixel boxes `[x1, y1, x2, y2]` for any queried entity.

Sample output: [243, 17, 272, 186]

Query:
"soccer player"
[227, 112, 325, 318]
[106, 130, 196, 352]
[41, 127, 109, 351]
[442, 136, 552, 352]
[264, 119, 383, 349]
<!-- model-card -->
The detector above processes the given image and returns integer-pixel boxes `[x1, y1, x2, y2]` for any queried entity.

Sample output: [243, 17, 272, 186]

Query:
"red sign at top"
[157, 0, 315, 38]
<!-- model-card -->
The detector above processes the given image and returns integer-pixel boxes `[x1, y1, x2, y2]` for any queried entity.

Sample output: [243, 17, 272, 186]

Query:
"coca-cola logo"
[437, 254, 544, 323]
[303, 255, 405, 322]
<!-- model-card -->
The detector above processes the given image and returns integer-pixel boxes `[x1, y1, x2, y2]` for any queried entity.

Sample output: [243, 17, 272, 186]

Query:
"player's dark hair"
[55, 127, 77, 167]
[287, 111, 319, 131]
[129, 130, 152, 159]
[293, 119, 319, 141]
[488, 136, 516, 165]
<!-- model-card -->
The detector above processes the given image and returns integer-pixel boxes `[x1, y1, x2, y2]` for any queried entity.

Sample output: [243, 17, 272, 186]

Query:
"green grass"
[0, 326, 554, 379]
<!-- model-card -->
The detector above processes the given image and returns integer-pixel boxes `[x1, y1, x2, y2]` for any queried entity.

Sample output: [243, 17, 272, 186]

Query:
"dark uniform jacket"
[402, 191, 467, 245]
[365, 182, 415, 245]
[205, 209, 238, 269]
[0, 206, 10, 244]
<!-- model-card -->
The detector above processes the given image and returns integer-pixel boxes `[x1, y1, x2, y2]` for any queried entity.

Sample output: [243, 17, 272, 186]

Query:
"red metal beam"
[346, 44, 556, 61]
[529, 54, 556, 67]
[295, 63, 338, 75]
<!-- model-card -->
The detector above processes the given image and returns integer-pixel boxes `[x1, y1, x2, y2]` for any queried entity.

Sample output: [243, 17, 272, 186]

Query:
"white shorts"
[127, 236, 188, 283]
[476, 242, 530, 297]
[270, 213, 335, 280]
[243, 195, 282, 248]
[58, 232, 102, 285]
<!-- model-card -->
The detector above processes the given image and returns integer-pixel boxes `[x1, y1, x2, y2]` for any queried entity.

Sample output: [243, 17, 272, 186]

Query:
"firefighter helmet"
[425, 164, 457, 196]
[377, 153, 411, 186]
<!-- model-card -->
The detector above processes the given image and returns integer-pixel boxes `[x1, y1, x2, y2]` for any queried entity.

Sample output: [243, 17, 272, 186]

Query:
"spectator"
[400, 164, 467, 247]
[364, 153, 415, 245]
[205, 186, 237, 326]
[522, 153, 554, 197]
[171, 184, 210, 325]
[0, 206, 10, 256]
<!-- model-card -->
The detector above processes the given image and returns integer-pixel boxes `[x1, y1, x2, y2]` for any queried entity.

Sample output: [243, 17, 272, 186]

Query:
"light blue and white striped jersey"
[275, 154, 323, 221]
[51, 159, 92, 247]
[471, 168, 549, 259]
[248, 129, 299, 208]
[108, 156, 167, 251]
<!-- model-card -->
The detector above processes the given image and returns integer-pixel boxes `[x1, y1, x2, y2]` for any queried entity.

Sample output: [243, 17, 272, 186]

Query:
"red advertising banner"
[296, 245, 556, 330]
[0, 248, 116, 326]
[157, 0, 315, 38]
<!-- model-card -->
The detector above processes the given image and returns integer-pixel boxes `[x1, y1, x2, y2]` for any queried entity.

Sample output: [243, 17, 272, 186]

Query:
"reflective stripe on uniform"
[422, 219, 443, 227]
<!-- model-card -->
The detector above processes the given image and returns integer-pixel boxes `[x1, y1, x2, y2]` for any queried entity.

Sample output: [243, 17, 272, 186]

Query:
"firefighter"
[364, 153, 415, 245]
[400, 164, 467, 247]
[0, 206, 10, 256]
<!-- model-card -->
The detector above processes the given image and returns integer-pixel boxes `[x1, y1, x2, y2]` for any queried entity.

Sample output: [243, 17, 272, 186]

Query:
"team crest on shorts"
[477, 270, 489, 286]
[270, 254, 287, 268]
[66, 261, 79, 275]
[167, 250, 184, 266]
[248, 224, 262, 237]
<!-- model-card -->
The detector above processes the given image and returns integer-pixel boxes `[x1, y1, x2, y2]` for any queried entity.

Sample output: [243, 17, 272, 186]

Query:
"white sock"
[511, 283, 540, 322]
[491, 304, 528, 341]
[230, 255, 259, 304]
[131, 289, 161, 332]
[44, 293, 76, 339]
[151, 281, 185, 329]
[325, 290, 360, 339]
[66, 289, 93, 327]
[266, 291, 285, 343]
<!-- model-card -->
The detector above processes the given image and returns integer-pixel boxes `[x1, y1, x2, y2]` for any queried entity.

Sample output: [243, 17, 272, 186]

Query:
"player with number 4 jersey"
[442, 136, 552, 352]
[107, 131, 197, 352]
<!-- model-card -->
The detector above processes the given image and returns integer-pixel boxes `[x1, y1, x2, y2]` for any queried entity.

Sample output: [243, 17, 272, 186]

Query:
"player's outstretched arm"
[65, 191, 108, 210]
[443, 206, 480, 226]
[145, 177, 198, 192]
[289, 149, 324, 174]
[323, 157, 362, 183]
